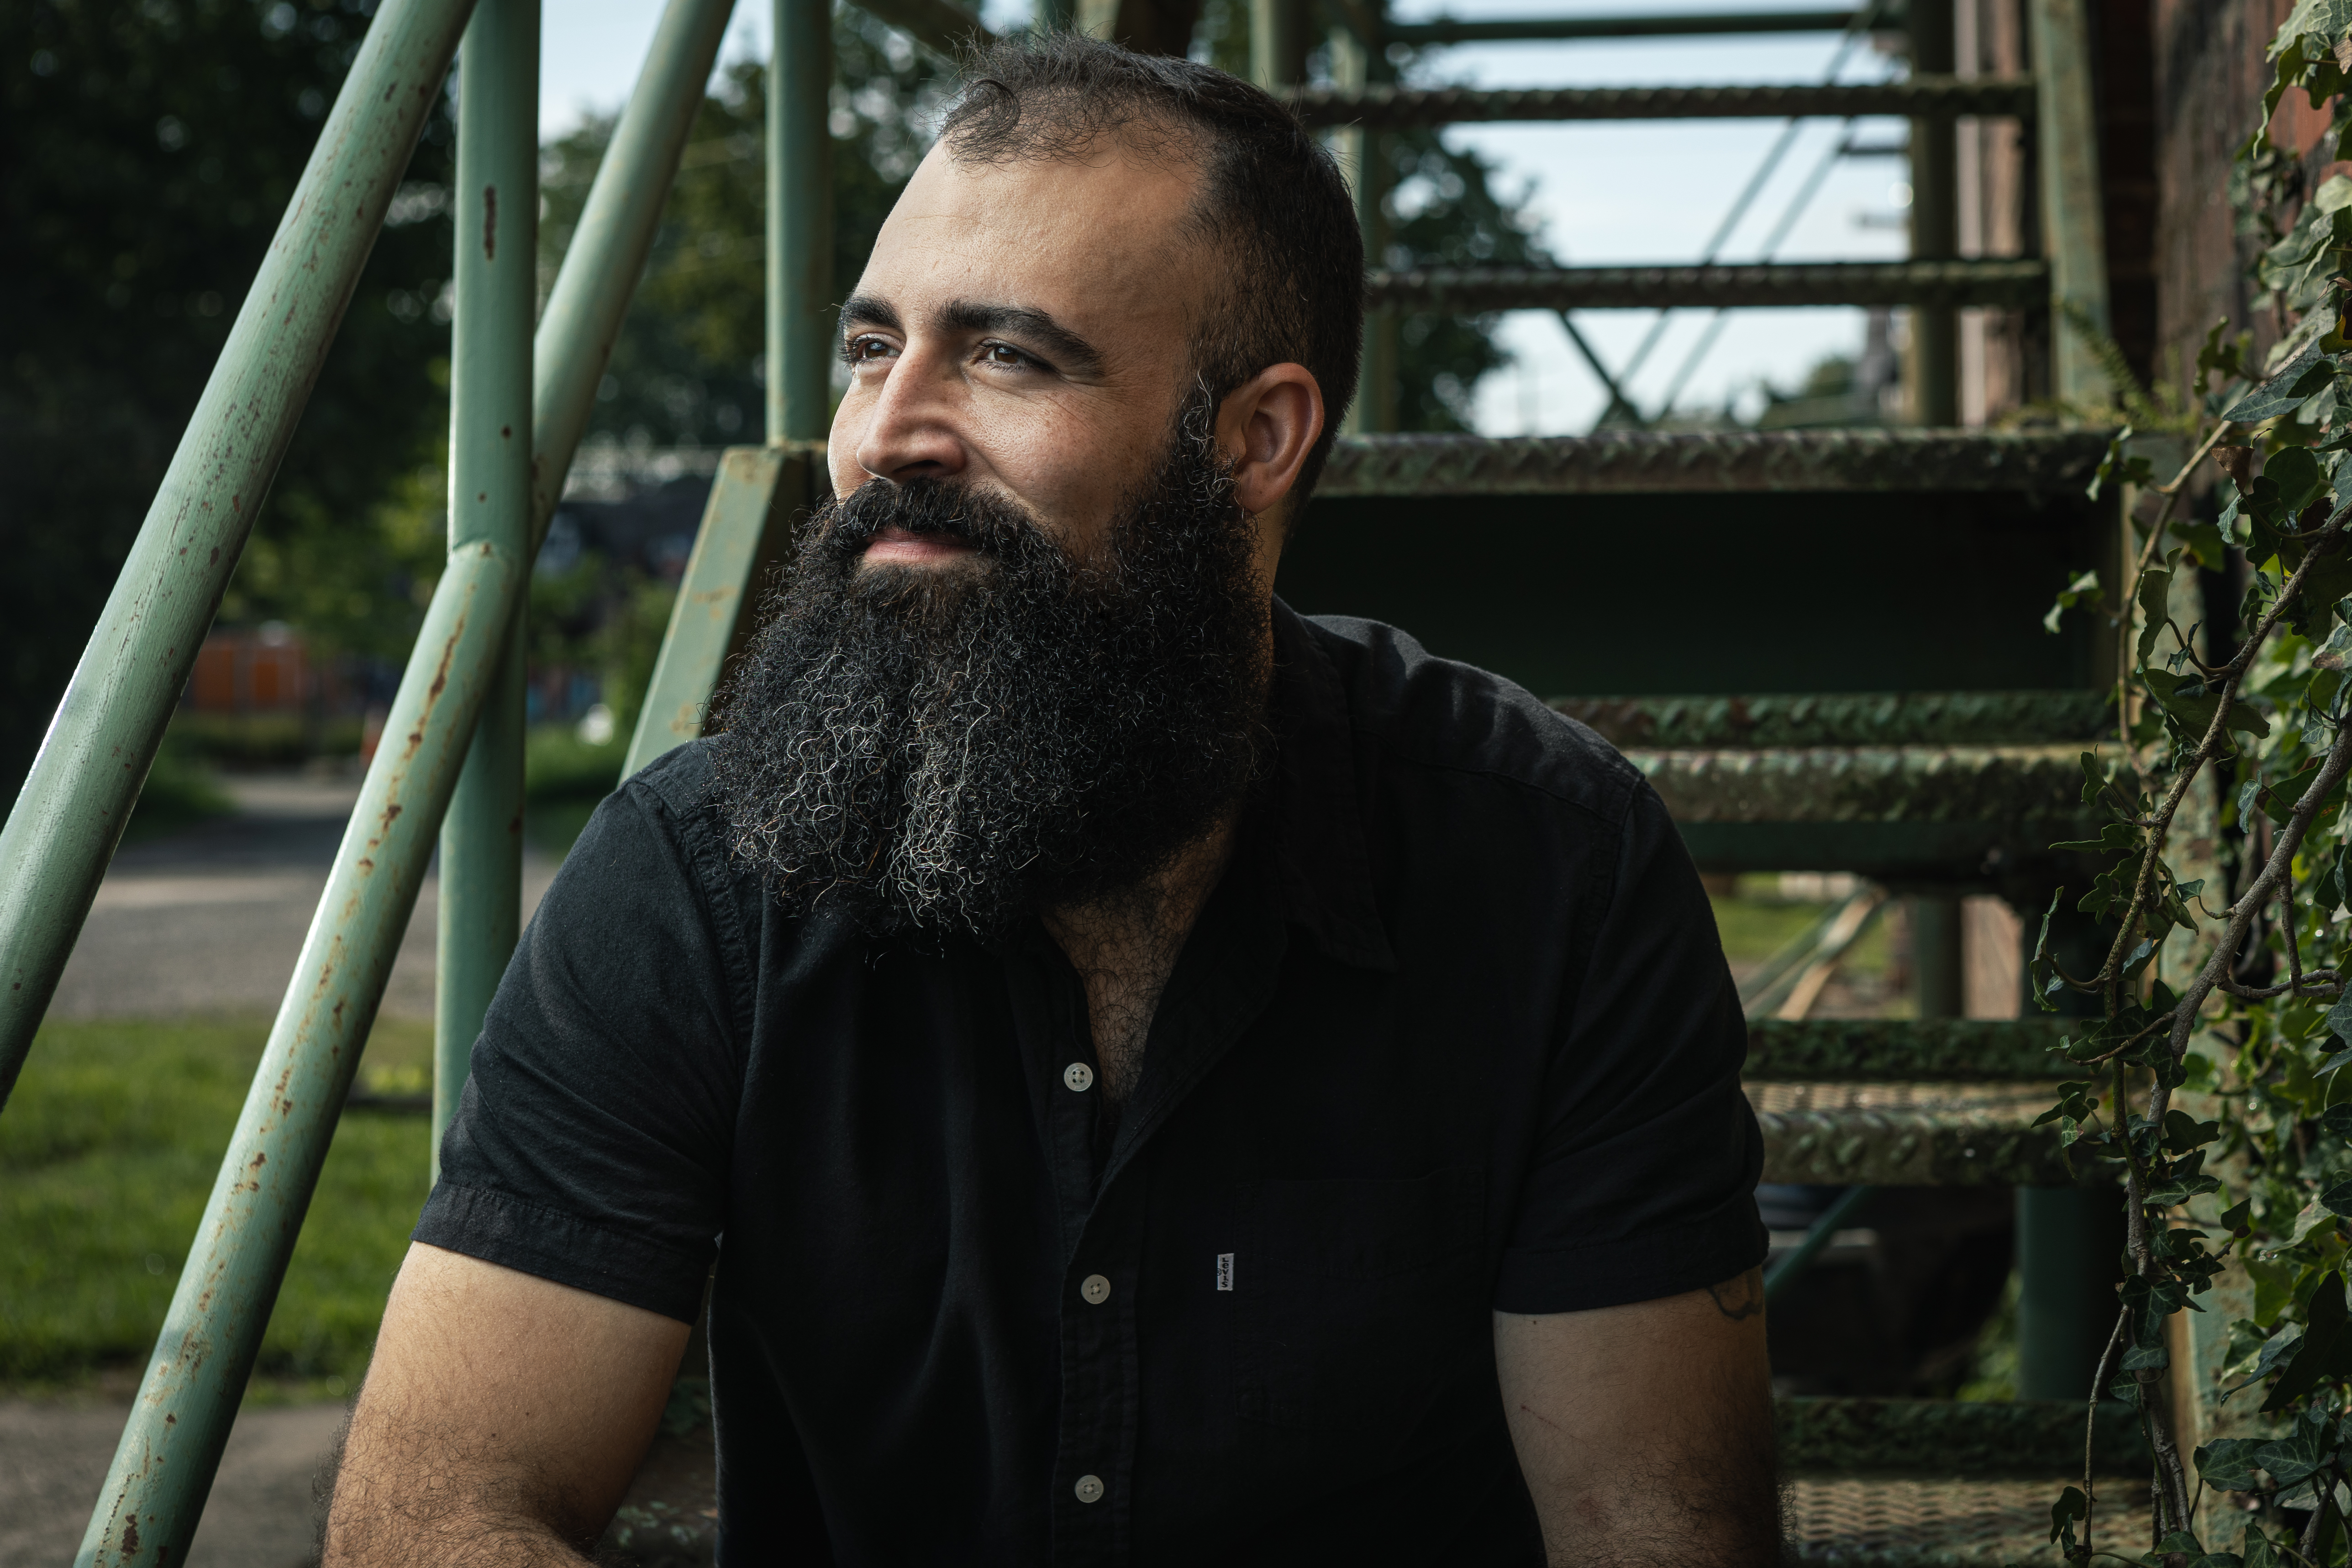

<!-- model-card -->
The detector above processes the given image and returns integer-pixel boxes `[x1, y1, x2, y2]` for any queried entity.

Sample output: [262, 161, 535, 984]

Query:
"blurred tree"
[538, 5, 951, 450]
[1, 0, 457, 807]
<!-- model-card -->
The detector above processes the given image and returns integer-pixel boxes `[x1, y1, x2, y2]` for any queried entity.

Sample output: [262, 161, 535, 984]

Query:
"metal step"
[1311, 428, 2112, 497]
[1365, 258, 2046, 312]
[1786, 1475, 2147, 1566]
[1554, 692, 2109, 748]
[1289, 76, 2036, 129]
[1634, 744, 2089, 829]
[1752, 1083, 2095, 1186]
[1779, 1398, 2144, 1476]
[1386, 7, 1879, 43]
[1748, 1020, 2071, 1080]
[1641, 744, 2093, 876]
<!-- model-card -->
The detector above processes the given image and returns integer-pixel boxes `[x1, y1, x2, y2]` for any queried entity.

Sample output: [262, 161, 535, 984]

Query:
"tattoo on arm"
[1705, 1267, 1765, 1322]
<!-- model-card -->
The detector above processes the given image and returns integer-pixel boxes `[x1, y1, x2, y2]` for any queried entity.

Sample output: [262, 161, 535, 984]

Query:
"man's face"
[830, 138, 1227, 572]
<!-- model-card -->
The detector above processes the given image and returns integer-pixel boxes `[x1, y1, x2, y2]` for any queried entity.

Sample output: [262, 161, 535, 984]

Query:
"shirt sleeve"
[413, 748, 752, 1323]
[1494, 782, 1767, 1315]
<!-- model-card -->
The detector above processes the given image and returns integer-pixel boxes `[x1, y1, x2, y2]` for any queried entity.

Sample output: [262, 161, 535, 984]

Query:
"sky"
[536, 0, 1918, 433]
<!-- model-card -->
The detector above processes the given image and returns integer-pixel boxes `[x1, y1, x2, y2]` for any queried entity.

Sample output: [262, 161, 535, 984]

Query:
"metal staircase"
[0, 0, 2146, 1557]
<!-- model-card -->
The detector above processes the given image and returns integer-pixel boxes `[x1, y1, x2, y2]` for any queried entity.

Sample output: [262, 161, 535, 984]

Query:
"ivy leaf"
[2136, 558, 2178, 663]
[2245, 1523, 2285, 1568]
[2145, 665, 2273, 739]
[2329, 994, 2352, 1044]
[2222, 1326, 2305, 1404]
[2263, 1271, 2352, 1410]
[2165, 1110, 2222, 1151]
[2028, 888, 2063, 1013]
[2227, 335, 2334, 422]
[2320, 1048, 2352, 1075]
[2198, 1437, 2267, 1491]
[2046, 568, 2104, 634]
[2047, 1483, 2086, 1550]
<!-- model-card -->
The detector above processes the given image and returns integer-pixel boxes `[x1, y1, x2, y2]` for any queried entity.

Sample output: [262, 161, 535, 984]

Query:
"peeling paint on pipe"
[73, 542, 523, 1568]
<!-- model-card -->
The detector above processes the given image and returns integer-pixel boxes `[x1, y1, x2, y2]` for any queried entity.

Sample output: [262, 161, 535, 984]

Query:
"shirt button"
[1075, 1473, 1105, 1504]
[1080, 1273, 1111, 1305]
[1063, 1062, 1094, 1092]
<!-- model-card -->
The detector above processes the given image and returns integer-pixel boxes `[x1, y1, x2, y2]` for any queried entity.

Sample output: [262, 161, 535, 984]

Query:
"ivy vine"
[2033, 4, 2352, 1563]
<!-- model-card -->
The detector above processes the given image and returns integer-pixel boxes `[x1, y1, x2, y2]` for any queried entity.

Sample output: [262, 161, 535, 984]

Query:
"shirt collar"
[1263, 599, 1400, 973]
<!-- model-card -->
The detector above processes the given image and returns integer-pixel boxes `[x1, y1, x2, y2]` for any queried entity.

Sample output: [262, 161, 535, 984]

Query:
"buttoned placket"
[1031, 951, 1142, 1565]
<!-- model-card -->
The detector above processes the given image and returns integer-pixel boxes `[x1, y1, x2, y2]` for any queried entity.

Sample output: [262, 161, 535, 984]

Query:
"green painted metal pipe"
[2027, 0, 2110, 405]
[532, 0, 739, 545]
[855, 0, 992, 58]
[1385, 8, 1875, 42]
[1764, 1184, 1874, 1305]
[772, 0, 834, 443]
[74, 542, 525, 1568]
[434, 0, 540, 1173]
[73, 1, 736, 1554]
[0, 0, 477, 1113]
[1907, 0, 1958, 426]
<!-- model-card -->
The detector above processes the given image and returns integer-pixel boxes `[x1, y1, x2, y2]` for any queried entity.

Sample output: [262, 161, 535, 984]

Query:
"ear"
[1216, 363, 1325, 525]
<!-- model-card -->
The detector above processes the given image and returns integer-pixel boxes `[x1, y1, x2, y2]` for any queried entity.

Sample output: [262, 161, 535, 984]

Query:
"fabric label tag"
[1215, 1252, 1234, 1292]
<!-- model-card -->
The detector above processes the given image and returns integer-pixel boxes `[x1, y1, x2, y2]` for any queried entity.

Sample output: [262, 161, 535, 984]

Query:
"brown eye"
[984, 343, 1025, 368]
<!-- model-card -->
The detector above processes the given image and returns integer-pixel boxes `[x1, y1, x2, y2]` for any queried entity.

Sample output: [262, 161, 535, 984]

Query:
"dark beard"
[705, 395, 1272, 938]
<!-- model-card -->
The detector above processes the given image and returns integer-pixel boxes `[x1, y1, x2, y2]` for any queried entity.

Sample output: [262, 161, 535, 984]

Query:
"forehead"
[856, 138, 1213, 355]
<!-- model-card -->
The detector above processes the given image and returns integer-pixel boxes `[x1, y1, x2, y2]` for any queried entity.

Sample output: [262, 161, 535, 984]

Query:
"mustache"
[818, 477, 1047, 561]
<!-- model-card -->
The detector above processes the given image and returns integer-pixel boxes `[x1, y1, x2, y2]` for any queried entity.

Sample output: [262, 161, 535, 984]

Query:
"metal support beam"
[1365, 258, 2047, 312]
[70, 0, 734, 1555]
[1910, 895, 1963, 1017]
[2027, 0, 2110, 405]
[434, 0, 539, 1176]
[1249, 0, 1309, 92]
[1387, 6, 1878, 42]
[625, 445, 820, 775]
[1289, 77, 2038, 129]
[1331, 20, 1399, 433]
[856, 0, 991, 58]
[1907, 0, 1958, 425]
[2014, 916, 2122, 1401]
[0, 0, 478, 1113]
[772, 0, 835, 443]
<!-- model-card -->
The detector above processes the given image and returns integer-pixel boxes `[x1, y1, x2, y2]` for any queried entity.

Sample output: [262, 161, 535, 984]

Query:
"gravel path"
[0, 1398, 349, 1568]
[46, 771, 557, 1021]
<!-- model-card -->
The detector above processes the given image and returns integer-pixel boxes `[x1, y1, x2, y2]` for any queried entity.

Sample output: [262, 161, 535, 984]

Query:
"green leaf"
[2144, 664, 2273, 739]
[2264, 1271, 2352, 1410]
[2197, 1437, 2267, 1491]
[2028, 888, 2063, 1013]
[2227, 336, 2334, 422]
[2136, 559, 2178, 664]
[2329, 995, 2352, 1045]
[2047, 1483, 2086, 1548]
[2322, 1178, 2352, 1216]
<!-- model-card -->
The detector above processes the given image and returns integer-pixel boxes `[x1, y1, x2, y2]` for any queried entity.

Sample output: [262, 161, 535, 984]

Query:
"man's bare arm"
[323, 1241, 691, 1566]
[1495, 1267, 1782, 1567]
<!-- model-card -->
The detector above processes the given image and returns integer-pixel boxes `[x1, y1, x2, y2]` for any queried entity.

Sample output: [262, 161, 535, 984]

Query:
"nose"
[847, 344, 968, 486]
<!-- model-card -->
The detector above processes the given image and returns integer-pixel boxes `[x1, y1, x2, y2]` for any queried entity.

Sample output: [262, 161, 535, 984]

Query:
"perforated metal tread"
[1788, 1476, 2146, 1565]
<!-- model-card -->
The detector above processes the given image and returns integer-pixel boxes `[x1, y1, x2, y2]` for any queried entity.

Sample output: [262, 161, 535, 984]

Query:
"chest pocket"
[1237, 1167, 1488, 1442]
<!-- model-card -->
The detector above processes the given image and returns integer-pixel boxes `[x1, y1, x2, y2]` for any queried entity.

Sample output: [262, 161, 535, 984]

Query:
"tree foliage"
[2036, 11, 2352, 1561]
[0, 0, 458, 805]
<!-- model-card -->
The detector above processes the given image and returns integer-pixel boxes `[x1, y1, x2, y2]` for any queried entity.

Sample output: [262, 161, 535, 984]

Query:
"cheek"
[979, 405, 1153, 536]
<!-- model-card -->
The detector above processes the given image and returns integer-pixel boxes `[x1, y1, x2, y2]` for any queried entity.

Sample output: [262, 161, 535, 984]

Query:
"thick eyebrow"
[838, 293, 901, 337]
[933, 299, 1105, 378]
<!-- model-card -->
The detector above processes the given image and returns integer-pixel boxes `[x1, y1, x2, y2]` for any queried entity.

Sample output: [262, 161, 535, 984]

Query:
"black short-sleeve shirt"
[418, 601, 1765, 1567]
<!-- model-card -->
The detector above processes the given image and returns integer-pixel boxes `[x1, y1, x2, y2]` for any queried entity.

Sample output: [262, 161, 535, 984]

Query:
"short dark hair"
[938, 34, 1364, 508]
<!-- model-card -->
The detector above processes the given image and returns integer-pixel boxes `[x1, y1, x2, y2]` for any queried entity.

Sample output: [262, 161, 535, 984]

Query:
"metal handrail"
[68, 0, 738, 1555]
[0, 0, 476, 1109]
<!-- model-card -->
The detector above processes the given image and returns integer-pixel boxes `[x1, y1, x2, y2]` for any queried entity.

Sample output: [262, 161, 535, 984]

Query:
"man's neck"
[1040, 814, 1240, 1105]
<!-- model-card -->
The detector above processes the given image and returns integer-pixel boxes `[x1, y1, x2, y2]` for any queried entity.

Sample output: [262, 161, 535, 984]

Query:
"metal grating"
[1787, 1476, 2147, 1566]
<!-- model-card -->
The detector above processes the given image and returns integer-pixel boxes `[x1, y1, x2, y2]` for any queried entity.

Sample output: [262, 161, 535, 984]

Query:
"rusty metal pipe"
[72, 0, 738, 1553]
[73, 541, 524, 1568]
[0, 0, 479, 1110]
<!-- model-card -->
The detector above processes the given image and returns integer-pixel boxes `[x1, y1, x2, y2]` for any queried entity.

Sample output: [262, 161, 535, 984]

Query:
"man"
[326, 37, 1777, 1567]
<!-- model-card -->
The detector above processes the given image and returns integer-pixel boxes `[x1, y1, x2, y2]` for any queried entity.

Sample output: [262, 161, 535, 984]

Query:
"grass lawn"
[0, 1015, 436, 1398]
